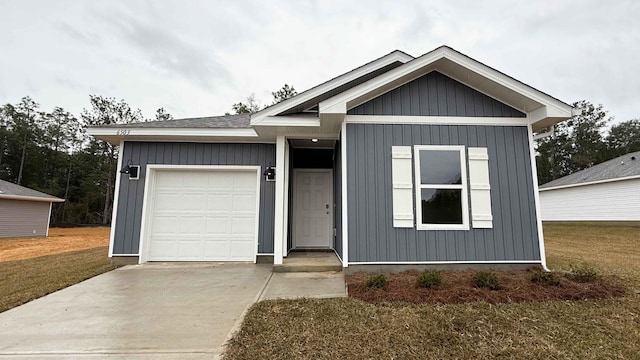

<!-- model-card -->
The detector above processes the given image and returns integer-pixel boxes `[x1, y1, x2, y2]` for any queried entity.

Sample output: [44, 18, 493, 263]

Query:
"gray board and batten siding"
[348, 71, 526, 118]
[0, 199, 51, 238]
[346, 123, 540, 263]
[112, 142, 276, 255]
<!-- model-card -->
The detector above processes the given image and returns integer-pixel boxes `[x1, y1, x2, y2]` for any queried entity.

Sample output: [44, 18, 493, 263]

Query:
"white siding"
[540, 179, 640, 221]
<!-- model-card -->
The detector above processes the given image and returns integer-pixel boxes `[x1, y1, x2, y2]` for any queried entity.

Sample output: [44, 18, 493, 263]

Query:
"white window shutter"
[391, 146, 414, 228]
[468, 147, 493, 228]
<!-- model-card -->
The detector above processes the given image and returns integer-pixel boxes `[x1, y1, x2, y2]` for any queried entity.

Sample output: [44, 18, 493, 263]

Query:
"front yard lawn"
[0, 246, 117, 313]
[224, 223, 640, 360]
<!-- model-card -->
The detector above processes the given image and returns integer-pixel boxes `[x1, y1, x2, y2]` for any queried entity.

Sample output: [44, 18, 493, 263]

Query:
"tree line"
[0, 96, 172, 225]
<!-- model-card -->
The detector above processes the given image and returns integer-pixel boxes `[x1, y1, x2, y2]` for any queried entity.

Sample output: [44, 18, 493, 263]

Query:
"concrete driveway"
[0, 263, 273, 359]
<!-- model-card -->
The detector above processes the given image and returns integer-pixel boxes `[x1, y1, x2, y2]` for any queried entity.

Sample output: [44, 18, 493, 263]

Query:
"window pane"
[421, 189, 463, 224]
[419, 150, 461, 184]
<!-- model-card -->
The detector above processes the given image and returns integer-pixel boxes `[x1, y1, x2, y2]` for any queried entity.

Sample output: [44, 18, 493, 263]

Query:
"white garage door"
[145, 169, 258, 262]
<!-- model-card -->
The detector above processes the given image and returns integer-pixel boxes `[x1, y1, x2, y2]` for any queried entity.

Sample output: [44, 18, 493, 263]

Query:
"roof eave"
[0, 194, 65, 203]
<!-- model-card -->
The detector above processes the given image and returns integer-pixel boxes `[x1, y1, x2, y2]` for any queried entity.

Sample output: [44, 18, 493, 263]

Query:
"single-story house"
[0, 180, 65, 238]
[88, 46, 574, 271]
[539, 151, 640, 222]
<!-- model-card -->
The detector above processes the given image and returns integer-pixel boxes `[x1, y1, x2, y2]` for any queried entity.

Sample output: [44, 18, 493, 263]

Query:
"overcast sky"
[1, 0, 638, 124]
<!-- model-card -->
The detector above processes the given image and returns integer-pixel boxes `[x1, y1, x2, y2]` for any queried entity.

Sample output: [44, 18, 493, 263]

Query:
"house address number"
[116, 129, 131, 136]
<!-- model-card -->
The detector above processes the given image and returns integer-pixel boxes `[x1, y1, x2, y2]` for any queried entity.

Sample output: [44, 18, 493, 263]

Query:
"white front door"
[293, 170, 332, 249]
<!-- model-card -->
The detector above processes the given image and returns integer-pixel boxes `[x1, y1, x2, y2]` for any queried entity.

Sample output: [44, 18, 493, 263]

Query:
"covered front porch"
[265, 122, 346, 267]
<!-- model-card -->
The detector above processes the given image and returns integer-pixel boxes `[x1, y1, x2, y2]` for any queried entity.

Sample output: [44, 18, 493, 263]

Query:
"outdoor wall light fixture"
[120, 159, 140, 180]
[311, 138, 319, 143]
[263, 165, 276, 182]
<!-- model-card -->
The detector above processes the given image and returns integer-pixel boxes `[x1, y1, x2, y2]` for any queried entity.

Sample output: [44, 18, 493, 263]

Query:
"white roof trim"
[0, 194, 64, 203]
[345, 115, 528, 127]
[255, 116, 320, 127]
[319, 46, 573, 125]
[539, 174, 640, 192]
[88, 127, 258, 138]
[250, 50, 414, 125]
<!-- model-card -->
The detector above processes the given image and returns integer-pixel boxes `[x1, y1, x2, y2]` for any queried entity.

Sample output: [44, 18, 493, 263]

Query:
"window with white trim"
[414, 145, 469, 230]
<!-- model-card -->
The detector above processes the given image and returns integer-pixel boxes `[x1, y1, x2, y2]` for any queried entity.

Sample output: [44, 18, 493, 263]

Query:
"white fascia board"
[108, 140, 125, 258]
[0, 194, 64, 203]
[319, 46, 573, 122]
[539, 175, 640, 192]
[88, 127, 259, 138]
[255, 116, 321, 127]
[527, 125, 549, 271]
[345, 115, 528, 127]
[250, 51, 414, 125]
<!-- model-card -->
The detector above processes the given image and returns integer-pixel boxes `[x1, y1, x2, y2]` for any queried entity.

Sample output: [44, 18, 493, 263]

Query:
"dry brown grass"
[0, 246, 117, 313]
[224, 223, 640, 360]
[545, 223, 640, 288]
[0, 227, 110, 261]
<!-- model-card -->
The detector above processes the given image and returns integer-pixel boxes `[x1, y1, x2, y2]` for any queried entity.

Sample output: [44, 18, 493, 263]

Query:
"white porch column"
[273, 135, 286, 265]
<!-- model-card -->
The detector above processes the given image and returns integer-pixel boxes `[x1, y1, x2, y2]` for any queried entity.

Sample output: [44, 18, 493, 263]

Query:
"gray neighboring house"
[89, 46, 574, 272]
[0, 180, 64, 238]
[539, 151, 640, 222]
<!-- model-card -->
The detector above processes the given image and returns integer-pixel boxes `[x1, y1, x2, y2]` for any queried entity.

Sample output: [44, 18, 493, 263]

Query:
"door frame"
[138, 165, 262, 264]
[291, 168, 334, 250]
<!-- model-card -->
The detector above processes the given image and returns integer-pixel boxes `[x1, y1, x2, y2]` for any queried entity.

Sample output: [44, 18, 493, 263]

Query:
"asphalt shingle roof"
[114, 114, 250, 128]
[0, 180, 64, 201]
[539, 151, 640, 189]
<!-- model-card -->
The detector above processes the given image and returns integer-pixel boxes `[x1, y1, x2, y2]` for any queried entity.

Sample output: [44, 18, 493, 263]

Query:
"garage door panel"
[205, 217, 230, 235]
[232, 194, 256, 211]
[207, 174, 233, 188]
[178, 216, 205, 234]
[177, 240, 205, 258]
[231, 217, 255, 235]
[154, 194, 181, 211]
[203, 240, 228, 258]
[150, 216, 179, 235]
[229, 241, 254, 260]
[146, 169, 257, 262]
[206, 194, 232, 211]
[148, 240, 177, 258]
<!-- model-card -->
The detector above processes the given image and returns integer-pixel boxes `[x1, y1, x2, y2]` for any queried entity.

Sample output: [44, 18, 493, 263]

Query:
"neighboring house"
[539, 151, 640, 222]
[88, 46, 573, 271]
[0, 180, 64, 238]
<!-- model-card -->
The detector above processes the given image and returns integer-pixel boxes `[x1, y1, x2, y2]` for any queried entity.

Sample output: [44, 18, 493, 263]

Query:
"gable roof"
[319, 46, 573, 130]
[0, 180, 65, 202]
[539, 151, 640, 190]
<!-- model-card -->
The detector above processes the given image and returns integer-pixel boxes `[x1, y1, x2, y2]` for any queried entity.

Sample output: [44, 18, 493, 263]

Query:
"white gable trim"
[250, 51, 414, 125]
[345, 115, 528, 127]
[319, 46, 573, 126]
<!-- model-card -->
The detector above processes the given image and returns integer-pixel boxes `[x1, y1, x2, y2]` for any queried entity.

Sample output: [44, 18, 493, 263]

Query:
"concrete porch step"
[273, 251, 343, 273]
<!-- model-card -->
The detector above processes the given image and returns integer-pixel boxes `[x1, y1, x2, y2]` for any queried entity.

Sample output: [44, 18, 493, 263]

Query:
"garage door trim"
[138, 165, 262, 264]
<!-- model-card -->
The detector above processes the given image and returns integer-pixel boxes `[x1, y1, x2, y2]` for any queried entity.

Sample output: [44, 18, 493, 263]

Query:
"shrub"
[365, 274, 389, 289]
[566, 266, 601, 283]
[531, 271, 561, 286]
[417, 270, 442, 289]
[472, 271, 501, 290]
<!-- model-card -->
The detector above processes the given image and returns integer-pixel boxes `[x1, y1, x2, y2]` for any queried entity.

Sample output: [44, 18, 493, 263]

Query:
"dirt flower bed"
[347, 269, 626, 305]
